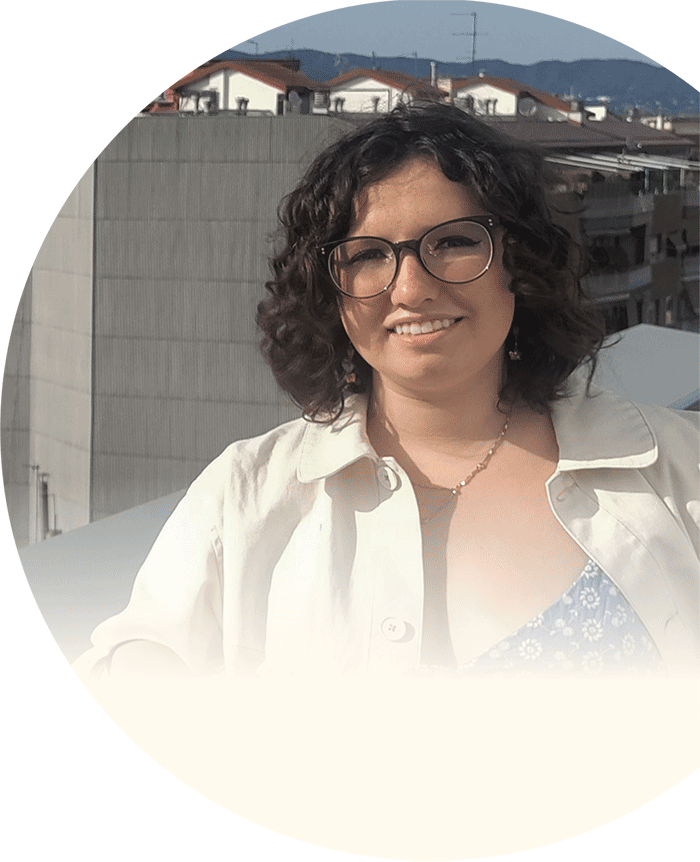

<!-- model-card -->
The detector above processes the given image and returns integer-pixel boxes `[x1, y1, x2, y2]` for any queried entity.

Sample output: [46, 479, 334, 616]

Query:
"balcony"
[582, 264, 652, 302]
[580, 190, 655, 235]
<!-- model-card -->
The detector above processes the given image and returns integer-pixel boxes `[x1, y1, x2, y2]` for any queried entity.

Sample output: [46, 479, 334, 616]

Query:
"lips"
[390, 317, 461, 335]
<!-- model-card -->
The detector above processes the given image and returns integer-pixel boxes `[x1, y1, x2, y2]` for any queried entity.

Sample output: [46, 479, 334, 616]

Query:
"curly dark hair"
[257, 101, 605, 420]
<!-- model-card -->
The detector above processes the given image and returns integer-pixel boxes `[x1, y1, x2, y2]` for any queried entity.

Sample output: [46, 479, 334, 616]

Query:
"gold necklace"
[412, 414, 510, 521]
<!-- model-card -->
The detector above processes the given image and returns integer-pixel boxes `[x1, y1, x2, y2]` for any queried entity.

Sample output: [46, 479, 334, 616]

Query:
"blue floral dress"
[416, 560, 664, 677]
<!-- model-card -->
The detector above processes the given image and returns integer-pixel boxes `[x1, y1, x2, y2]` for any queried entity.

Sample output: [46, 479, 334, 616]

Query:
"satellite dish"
[288, 91, 301, 106]
[518, 97, 537, 117]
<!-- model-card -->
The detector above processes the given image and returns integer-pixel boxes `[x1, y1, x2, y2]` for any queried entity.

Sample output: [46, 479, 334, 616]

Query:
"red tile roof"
[448, 75, 572, 114]
[172, 60, 323, 93]
[324, 68, 446, 99]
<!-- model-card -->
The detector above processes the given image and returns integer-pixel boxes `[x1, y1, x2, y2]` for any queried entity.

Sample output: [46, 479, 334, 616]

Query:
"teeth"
[394, 318, 456, 335]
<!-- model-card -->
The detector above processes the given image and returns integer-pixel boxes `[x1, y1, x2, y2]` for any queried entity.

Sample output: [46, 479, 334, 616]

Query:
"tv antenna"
[452, 10, 488, 76]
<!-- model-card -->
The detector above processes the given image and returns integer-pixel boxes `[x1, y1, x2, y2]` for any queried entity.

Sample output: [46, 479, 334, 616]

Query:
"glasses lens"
[420, 221, 492, 283]
[329, 238, 395, 297]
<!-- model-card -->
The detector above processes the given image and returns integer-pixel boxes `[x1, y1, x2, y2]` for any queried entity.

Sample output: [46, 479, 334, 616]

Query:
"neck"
[367, 374, 509, 458]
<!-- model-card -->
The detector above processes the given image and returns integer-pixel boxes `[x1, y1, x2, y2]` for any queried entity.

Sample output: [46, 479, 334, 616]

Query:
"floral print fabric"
[418, 560, 664, 677]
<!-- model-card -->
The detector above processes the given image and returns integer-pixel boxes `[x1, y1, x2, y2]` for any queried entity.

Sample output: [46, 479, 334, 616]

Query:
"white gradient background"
[1, 2, 698, 860]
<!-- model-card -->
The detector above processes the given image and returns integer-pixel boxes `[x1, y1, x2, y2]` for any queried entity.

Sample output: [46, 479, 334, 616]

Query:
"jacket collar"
[297, 369, 659, 483]
[297, 396, 376, 483]
[551, 367, 658, 471]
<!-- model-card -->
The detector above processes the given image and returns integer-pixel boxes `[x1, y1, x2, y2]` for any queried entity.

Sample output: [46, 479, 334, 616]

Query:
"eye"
[432, 234, 480, 251]
[348, 247, 391, 264]
[427, 234, 483, 259]
[424, 221, 490, 258]
[334, 240, 393, 268]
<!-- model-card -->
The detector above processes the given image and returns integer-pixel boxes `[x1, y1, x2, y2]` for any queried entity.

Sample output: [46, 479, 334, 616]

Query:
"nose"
[389, 248, 440, 306]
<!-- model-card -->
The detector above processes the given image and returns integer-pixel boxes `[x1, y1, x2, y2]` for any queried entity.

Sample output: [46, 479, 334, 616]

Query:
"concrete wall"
[3, 113, 353, 538]
[89, 113, 350, 521]
[1, 277, 32, 546]
[8, 167, 95, 545]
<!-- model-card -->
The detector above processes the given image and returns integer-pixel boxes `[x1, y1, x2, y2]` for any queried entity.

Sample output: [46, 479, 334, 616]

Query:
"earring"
[508, 327, 522, 361]
[342, 345, 357, 384]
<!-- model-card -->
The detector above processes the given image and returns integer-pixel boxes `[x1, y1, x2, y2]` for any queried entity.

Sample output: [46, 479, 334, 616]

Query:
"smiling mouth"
[390, 318, 462, 335]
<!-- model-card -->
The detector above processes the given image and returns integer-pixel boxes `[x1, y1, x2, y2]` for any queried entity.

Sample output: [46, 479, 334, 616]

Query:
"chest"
[418, 461, 589, 666]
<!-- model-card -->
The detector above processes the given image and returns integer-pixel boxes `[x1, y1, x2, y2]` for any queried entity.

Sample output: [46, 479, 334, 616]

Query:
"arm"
[73, 487, 224, 683]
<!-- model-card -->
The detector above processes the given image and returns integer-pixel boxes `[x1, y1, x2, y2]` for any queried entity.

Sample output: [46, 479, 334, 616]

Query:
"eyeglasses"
[319, 215, 501, 299]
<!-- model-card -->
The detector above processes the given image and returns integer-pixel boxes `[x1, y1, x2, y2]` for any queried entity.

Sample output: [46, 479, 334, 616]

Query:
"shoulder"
[632, 401, 699, 492]
[633, 399, 699, 444]
[553, 368, 698, 471]
[179, 397, 372, 525]
[171, 415, 310, 532]
[188, 414, 310, 502]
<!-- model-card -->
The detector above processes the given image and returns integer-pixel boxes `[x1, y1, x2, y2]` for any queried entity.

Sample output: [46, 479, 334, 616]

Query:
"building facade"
[324, 69, 445, 113]
[144, 59, 328, 116]
[2, 115, 350, 546]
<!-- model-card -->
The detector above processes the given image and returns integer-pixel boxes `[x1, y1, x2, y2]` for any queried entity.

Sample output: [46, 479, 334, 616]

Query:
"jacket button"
[376, 464, 400, 491]
[381, 617, 407, 641]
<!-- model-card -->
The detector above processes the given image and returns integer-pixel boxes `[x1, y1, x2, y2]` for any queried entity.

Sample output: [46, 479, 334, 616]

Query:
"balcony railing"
[582, 264, 652, 301]
[580, 190, 655, 222]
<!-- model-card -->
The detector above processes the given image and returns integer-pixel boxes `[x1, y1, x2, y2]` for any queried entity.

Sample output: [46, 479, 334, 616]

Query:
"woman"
[76, 103, 699, 680]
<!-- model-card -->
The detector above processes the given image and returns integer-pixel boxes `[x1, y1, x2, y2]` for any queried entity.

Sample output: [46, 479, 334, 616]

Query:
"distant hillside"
[215, 48, 699, 115]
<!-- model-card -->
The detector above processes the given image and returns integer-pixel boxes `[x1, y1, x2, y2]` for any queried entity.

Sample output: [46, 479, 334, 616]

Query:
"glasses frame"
[319, 215, 502, 299]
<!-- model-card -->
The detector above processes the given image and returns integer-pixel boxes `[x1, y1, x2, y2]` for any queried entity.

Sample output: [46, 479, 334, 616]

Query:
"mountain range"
[215, 48, 699, 115]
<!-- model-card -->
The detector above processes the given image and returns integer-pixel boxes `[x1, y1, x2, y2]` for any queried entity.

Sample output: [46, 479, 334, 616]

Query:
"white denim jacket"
[80, 372, 700, 677]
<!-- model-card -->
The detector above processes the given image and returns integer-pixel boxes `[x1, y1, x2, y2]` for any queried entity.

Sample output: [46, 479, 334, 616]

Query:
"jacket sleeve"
[72, 489, 224, 680]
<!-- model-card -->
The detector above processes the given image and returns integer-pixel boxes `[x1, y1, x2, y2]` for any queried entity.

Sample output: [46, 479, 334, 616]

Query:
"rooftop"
[324, 68, 446, 100]
[172, 59, 323, 93]
[487, 115, 694, 152]
[594, 324, 700, 409]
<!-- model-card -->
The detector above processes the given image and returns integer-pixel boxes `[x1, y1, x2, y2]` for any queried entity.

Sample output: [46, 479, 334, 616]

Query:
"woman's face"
[338, 157, 515, 403]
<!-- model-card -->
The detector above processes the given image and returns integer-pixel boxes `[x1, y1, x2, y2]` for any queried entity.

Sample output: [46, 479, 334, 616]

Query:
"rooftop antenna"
[452, 9, 488, 76]
[246, 40, 259, 55]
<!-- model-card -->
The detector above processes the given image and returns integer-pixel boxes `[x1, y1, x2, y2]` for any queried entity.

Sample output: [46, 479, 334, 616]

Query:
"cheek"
[338, 302, 383, 348]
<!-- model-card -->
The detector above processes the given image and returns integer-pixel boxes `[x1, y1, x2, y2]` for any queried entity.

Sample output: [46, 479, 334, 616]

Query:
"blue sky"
[231, 1, 658, 66]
